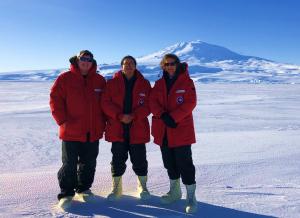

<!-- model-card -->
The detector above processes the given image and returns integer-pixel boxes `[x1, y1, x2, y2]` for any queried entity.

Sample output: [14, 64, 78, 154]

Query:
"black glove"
[160, 112, 177, 128]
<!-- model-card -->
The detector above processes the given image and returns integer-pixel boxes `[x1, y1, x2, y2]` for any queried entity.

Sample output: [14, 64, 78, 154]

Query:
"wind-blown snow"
[0, 81, 299, 217]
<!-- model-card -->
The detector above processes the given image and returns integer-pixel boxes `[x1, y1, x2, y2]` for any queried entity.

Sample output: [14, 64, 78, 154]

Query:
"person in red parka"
[101, 56, 151, 201]
[149, 54, 197, 213]
[50, 50, 106, 210]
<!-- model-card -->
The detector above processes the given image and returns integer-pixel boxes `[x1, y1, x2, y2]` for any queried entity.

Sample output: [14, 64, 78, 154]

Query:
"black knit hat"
[77, 50, 94, 58]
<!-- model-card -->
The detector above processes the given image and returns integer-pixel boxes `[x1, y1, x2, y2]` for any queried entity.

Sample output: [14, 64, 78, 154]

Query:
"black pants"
[57, 140, 99, 200]
[160, 141, 196, 185]
[111, 141, 148, 177]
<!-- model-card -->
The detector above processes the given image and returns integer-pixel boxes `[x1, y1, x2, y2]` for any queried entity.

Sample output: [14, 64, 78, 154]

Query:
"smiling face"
[77, 54, 93, 75]
[122, 58, 136, 79]
[163, 57, 177, 77]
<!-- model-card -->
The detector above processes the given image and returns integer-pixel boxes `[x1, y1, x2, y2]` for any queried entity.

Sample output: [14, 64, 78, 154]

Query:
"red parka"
[50, 60, 106, 142]
[101, 70, 151, 144]
[149, 63, 197, 147]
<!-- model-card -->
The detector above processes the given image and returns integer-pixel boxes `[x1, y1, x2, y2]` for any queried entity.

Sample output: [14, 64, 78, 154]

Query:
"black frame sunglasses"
[79, 56, 93, 63]
[164, 62, 176, 67]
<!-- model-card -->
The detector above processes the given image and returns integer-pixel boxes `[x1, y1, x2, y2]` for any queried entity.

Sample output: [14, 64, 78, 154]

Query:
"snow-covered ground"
[0, 81, 300, 217]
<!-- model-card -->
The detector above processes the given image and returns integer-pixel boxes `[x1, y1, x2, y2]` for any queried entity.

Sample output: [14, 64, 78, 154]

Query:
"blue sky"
[0, 0, 299, 72]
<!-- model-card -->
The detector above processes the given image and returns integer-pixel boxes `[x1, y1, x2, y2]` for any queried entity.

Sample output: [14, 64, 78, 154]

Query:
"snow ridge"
[1, 40, 300, 83]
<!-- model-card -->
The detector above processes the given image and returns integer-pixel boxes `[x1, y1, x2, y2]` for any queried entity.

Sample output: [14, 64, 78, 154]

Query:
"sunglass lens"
[79, 57, 93, 62]
[165, 62, 176, 66]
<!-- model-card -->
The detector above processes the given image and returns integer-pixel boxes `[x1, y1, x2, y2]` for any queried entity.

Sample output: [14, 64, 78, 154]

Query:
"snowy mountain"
[137, 40, 256, 63]
[1, 40, 300, 83]
[136, 40, 300, 83]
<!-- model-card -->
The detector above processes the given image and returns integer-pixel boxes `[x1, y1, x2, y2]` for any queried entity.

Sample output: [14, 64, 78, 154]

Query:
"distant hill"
[1, 40, 300, 83]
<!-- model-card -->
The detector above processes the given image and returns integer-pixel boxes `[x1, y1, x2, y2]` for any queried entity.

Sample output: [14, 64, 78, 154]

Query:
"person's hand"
[160, 112, 177, 128]
[120, 114, 134, 124]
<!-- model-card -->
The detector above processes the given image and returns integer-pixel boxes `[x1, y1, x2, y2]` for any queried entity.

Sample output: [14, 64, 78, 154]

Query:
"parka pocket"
[64, 119, 83, 137]
[169, 116, 194, 142]
[131, 118, 150, 142]
[105, 119, 123, 139]
[151, 116, 164, 139]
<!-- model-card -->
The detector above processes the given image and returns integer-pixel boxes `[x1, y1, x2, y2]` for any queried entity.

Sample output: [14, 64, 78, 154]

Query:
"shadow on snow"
[65, 194, 275, 218]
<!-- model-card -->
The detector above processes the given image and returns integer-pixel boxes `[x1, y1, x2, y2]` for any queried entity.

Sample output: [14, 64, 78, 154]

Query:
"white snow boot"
[185, 184, 197, 213]
[160, 179, 182, 204]
[58, 196, 73, 211]
[137, 176, 151, 200]
[107, 176, 122, 201]
[76, 189, 96, 202]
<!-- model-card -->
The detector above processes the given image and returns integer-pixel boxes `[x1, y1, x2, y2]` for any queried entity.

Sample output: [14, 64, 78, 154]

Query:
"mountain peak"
[1, 40, 300, 83]
[137, 40, 252, 64]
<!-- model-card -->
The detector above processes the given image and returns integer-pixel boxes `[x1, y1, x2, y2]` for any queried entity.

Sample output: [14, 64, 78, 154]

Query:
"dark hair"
[121, 55, 137, 66]
[160, 53, 180, 69]
[78, 50, 94, 58]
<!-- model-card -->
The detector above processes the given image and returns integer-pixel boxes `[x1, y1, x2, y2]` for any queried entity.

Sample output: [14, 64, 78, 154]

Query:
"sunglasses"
[79, 56, 93, 62]
[164, 62, 176, 67]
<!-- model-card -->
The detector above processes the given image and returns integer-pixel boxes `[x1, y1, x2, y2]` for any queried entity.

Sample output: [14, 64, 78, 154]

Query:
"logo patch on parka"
[139, 98, 144, 105]
[176, 96, 184, 104]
